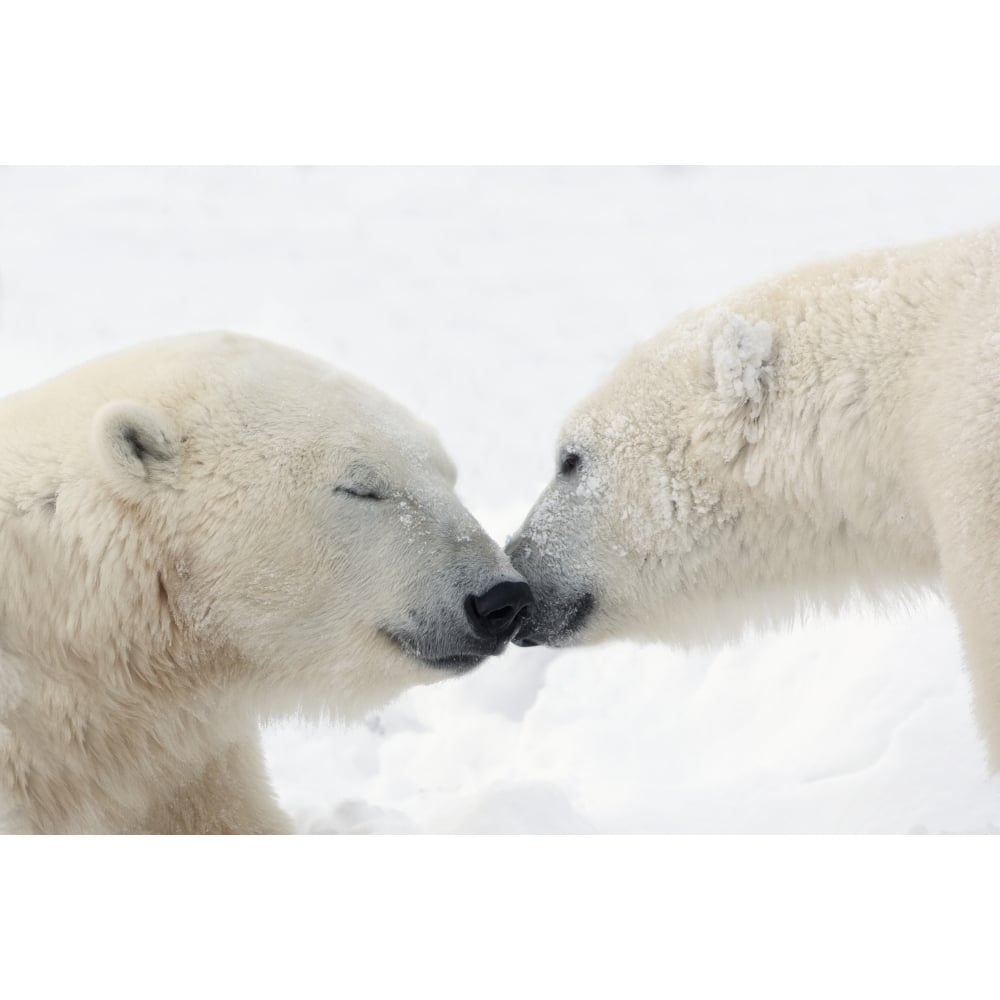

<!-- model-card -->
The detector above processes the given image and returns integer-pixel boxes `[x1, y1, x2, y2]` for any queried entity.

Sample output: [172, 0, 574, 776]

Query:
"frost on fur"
[708, 309, 773, 432]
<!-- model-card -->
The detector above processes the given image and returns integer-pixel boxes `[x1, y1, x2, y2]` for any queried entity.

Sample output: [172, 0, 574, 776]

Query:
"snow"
[3, 166, 1000, 832]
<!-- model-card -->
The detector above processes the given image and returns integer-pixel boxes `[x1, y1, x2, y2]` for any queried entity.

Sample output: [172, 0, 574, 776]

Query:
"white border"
[2, 1, 998, 163]
[1, 835, 996, 998]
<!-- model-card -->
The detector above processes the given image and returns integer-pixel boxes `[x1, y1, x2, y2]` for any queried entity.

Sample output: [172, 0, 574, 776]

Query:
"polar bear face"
[507, 311, 773, 647]
[37, 334, 531, 717]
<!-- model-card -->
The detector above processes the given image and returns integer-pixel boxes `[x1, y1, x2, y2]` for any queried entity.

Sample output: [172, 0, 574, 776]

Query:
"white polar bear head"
[506, 309, 774, 647]
[2, 333, 531, 719]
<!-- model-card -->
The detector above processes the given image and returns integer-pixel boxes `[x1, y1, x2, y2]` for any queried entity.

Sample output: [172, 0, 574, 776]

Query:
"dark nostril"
[465, 580, 534, 641]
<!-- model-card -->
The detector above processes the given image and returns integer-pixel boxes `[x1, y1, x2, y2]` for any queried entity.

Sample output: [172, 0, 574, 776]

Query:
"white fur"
[1, 333, 518, 833]
[509, 227, 1000, 768]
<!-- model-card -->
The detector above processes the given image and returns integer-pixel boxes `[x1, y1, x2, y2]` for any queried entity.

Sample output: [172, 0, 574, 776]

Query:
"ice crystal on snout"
[574, 468, 604, 500]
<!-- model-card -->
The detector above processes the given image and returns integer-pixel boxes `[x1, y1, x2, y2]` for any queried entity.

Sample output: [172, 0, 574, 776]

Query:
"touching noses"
[465, 580, 534, 642]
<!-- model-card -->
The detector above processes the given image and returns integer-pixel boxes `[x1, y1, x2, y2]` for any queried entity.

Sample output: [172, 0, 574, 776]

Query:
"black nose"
[465, 580, 534, 642]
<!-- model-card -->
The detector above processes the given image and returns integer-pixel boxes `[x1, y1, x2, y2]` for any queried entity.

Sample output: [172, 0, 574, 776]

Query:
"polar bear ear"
[92, 401, 179, 489]
[706, 309, 774, 436]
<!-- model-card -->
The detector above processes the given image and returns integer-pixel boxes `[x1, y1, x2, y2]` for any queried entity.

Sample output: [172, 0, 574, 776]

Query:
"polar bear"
[0, 333, 532, 833]
[507, 227, 1000, 767]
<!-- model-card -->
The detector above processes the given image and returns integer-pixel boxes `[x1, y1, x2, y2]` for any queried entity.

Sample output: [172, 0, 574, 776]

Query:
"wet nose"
[465, 580, 534, 642]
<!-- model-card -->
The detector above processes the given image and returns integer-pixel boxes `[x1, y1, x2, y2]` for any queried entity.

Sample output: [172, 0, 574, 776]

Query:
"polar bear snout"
[382, 579, 533, 672]
[511, 590, 594, 647]
[505, 526, 596, 647]
[464, 580, 534, 642]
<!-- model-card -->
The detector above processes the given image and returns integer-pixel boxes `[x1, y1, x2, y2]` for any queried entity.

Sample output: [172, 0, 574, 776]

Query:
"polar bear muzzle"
[510, 588, 594, 648]
[384, 578, 534, 672]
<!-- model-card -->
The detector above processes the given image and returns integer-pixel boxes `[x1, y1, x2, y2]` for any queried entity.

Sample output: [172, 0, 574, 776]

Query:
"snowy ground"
[3, 166, 1000, 832]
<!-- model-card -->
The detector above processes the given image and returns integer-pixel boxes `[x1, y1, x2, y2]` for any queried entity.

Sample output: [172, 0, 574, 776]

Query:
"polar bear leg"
[142, 729, 292, 835]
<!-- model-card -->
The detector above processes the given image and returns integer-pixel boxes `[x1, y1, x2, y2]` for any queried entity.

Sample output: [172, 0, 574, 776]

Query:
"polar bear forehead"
[559, 345, 680, 458]
[198, 344, 457, 485]
[324, 375, 457, 484]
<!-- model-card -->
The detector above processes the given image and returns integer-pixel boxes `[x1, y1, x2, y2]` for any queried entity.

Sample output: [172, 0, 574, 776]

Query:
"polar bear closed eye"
[507, 226, 1000, 771]
[0, 332, 531, 833]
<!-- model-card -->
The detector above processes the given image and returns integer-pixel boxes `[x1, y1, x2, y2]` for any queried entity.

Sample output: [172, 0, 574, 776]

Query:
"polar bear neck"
[0, 459, 261, 833]
[0, 654, 255, 834]
[695, 230, 999, 609]
[733, 241, 952, 519]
